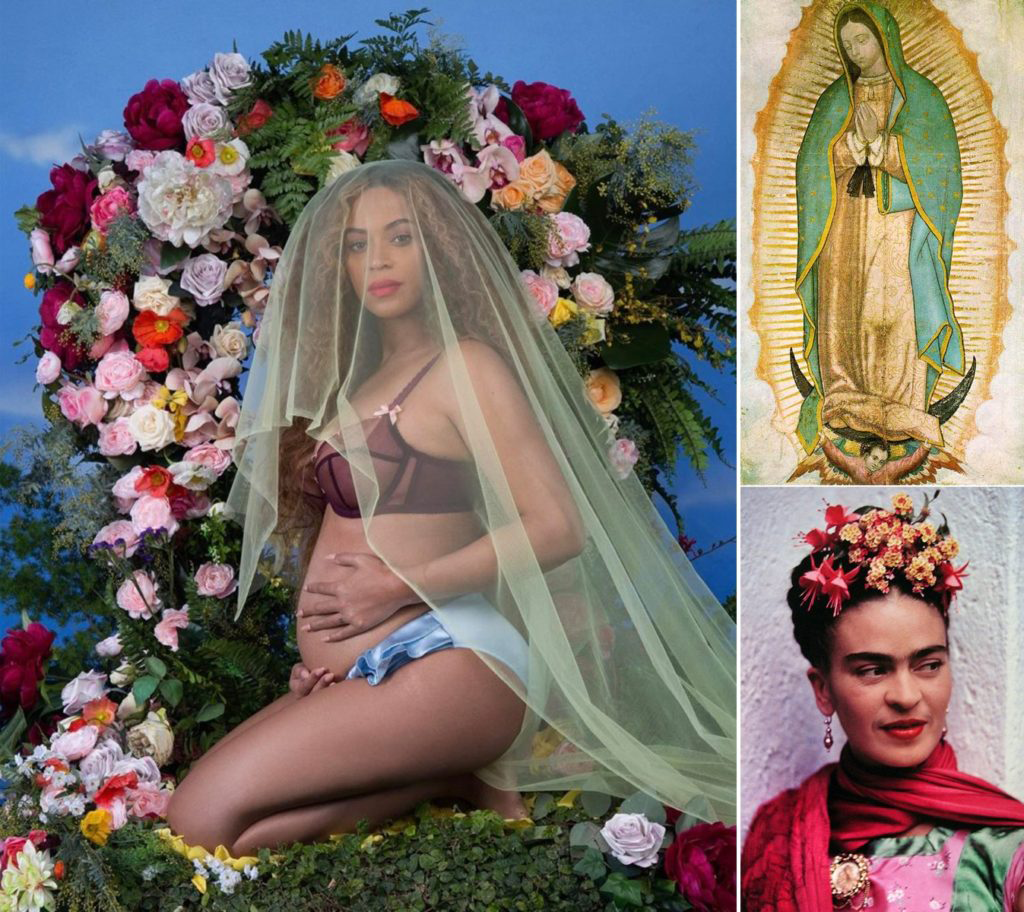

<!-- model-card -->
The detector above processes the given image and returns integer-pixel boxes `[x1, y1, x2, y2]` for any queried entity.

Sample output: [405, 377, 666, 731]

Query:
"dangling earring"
[824, 714, 834, 752]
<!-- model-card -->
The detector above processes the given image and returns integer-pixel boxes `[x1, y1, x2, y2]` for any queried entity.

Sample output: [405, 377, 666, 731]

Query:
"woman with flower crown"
[741, 491, 1024, 911]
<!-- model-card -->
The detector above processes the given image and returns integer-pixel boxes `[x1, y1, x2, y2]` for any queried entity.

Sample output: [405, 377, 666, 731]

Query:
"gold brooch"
[830, 852, 870, 908]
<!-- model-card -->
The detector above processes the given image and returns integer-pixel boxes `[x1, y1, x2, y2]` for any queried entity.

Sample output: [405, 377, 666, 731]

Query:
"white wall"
[740, 486, 1024, 839]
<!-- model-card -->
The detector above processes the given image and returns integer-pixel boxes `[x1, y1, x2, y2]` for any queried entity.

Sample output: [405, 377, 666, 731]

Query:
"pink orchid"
[450, 159, 493, 204]
[421, 138, 471, 175]
[476, 143, 521, 190]
[467, 85, 514, 148]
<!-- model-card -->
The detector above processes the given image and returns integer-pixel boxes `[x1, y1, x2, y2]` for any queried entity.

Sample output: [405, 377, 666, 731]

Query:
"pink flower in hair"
[934, 561, 969, 608]
[821, 561, 860, 616]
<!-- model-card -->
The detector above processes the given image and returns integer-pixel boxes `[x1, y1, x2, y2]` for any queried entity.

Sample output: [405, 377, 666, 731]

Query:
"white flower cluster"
[192, 856, 258, 895]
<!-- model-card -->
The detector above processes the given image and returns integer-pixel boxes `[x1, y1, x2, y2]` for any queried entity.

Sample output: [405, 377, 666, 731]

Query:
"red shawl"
[741, 742, 1024, 912]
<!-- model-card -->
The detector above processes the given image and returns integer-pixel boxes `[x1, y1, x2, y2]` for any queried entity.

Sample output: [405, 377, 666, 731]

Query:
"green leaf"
[569, 821, 604, 850]
[159, 242, 191, 271]
[531, 792, 554, 820]
[573, 845, 608, 882]
[144, 656, 167, 679]
[159, 678, 183, 708]
[581, 790, 612, 818]
[598, 322, 672, 369]
[20, 609, 30, 630]
[196, 701, 226, 722]
[618, 790, 666, 825]
[500, 95, 533, 152]
[599, 872, 645, 907]
[0, 706, 28, 759]
[132, 674, 160, 704]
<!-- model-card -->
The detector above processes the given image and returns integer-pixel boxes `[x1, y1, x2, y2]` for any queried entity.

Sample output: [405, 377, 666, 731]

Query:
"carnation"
[136, 150, 234, 248]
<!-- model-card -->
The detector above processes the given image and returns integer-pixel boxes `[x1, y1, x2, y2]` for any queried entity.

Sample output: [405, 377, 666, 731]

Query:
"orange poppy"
[133, 308, 188, 347]
[135, 465, 173, 498]
[379, 92, 420, 127]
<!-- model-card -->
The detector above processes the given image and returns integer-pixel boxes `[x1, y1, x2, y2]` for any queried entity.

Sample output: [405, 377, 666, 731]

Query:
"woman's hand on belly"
[298, 551, 421, 641]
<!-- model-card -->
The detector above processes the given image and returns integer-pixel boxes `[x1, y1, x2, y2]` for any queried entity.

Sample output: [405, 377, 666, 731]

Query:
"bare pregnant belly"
[294, 509, 481, 677]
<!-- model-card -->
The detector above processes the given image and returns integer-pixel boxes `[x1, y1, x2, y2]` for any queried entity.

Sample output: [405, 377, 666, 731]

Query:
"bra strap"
[390, 352, 443, 407]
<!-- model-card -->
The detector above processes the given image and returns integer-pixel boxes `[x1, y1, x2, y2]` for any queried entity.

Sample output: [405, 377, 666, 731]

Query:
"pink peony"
[90, 186, 136, 233]
[153, 607, 189, 652]
[91, 520, 140, 557]
[663, 822, 736, 912]
[116, 571, 161, 620]
[194, 562, 237, 598]
[98, 418, 139, 457]
[96, 290, 130, 335]
[49, 723, 101, 761]
[112, 466, 145, 503]
[545, 211, 591, 268]
[130, 495, 180, 537]
[35, 351, 62, 385]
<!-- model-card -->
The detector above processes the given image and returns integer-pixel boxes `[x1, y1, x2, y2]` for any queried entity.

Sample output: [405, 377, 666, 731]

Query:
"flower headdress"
[797, 491, 968, 617]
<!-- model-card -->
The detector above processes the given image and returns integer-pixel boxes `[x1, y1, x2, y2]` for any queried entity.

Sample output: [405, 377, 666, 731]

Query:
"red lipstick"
[881, 718, 927, 741]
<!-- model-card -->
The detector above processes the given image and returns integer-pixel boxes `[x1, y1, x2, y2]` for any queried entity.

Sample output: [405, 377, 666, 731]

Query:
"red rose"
[38, 282, 89, 370]
[508, 80, 585, 141]
[123, 78, 189, 151]
[0, 622, 56, 719]
[35, 163, 98, 256]
[663, 821, 736, 912]
[136, 346, 170, 373]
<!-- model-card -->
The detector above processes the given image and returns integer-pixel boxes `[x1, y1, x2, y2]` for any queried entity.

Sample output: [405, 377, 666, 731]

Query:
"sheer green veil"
[224, 159, 736, 821]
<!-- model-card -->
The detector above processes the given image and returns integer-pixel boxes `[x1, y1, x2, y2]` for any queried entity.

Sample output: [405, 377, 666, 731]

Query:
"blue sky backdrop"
[0, 0, 737, 624]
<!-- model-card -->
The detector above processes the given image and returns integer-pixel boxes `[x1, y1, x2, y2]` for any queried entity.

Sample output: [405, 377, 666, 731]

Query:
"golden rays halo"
[749, 0, 1011, 479]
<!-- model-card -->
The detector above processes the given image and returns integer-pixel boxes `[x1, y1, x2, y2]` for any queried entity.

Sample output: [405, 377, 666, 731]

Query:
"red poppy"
[135, 466, 173, 498]
[379, 92, 419, 126]
[133, 308, 188, 347]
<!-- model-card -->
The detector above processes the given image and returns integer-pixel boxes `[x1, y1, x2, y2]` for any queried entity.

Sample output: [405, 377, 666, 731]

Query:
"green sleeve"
[952, 826, 1024, 911]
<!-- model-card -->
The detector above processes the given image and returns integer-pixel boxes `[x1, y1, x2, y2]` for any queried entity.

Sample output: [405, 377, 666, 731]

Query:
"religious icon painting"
[740, 0, 1024, 485]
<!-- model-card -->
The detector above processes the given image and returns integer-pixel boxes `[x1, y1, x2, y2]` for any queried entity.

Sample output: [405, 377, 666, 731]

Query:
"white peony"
[129, 405, 177, 451]
[353, 72, 401, 106]
[136, 150, 234, 248]
[61, 669, 109, 714]
[169, 460, 218, 491]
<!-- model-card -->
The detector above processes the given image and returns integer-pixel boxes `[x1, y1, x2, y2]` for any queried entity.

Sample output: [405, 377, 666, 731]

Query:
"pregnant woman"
[165, 159, 736, 857]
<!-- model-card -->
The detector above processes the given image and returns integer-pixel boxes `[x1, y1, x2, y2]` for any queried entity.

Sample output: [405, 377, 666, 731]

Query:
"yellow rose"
[585, 367, 622, 414]
[490, 181, 528, 211]
[548, 297, 578, 328]
[517, 149, 559, 201]
[536, 160, 577, 214]
[80, 808, 113, 846]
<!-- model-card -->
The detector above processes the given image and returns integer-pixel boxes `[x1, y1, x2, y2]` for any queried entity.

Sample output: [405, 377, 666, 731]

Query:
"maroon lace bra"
[301, 352, 479, 518]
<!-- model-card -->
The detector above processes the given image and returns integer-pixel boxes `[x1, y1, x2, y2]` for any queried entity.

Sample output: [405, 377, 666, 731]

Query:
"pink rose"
[130, 495, 180, 537]
[183, 443, 232, 476]
[97, 290, 130, 335]
[153, 606, 189, 652]
[95, 350, 148, 400]
[546, 212, 591, 268]
[91, 519, 140, 557]
[89, 333, 116, 360]
[95, 634, 123, 658]
[126, 786, 171, 820]
[50, 723, 101, 761]
[327, 117, 372, 157]
[502, 134, 527, 163]
[520, 269, 559, 318]
[90, 186, 136, 233]
[35, 351, 62, 385]
[570, 272, 615, 315]
[116, 570, 161, 620]
[194, 562, 237, 598]
[609, 438, 639, 479]
[112, 466, 145, 503]
[57, 384, 108, 429]
[29, 228, 55, 272]
[98, 418, 139, 457]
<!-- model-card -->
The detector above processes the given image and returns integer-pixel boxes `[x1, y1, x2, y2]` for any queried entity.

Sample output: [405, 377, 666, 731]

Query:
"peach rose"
[490, 182, 528, 211]
[516, 149, 558, 201]
[536, 160, 577, 214]
[571, 272, 615, 315]
[520, 269, 559, 318]
[585, 368, 622, 414]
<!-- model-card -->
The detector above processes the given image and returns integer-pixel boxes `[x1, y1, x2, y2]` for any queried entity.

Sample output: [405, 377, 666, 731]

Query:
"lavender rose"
[95, 634, 123, 658]
[180, 253, 228, 306]
[208, 52, 253, 104]
[182, 102, 231, 141]
[60, 669, 109, 715]
[181, 69, 219, 106]
[88, 129, 135, 162]
[599, 812, 666, 868]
